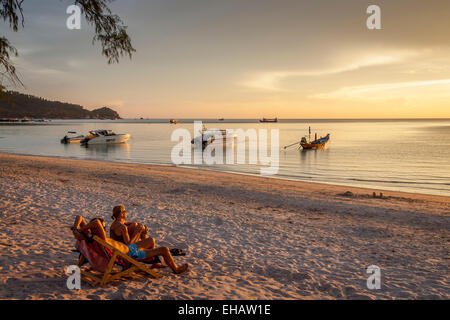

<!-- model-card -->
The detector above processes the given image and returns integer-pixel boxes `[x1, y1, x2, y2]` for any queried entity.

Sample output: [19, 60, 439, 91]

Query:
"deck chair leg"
[80, 270, 102, 287]
[90, 236, 161, 285]
[100, 251, 118, 286]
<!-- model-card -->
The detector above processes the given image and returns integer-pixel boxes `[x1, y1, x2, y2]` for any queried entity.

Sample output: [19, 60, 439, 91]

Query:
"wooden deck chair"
[78, 235, 161, 287]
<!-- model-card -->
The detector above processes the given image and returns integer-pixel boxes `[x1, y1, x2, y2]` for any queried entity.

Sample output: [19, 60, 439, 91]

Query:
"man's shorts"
[127, 243, 146, 259]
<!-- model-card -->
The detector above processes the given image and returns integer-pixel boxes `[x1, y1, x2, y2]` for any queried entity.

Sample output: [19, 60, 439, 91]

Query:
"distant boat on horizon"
[169, 119, 179, 124]
[259, 117, 278, 123]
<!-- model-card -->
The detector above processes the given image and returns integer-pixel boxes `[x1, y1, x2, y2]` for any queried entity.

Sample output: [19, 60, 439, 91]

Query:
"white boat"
[80, 130, 131, 145]
[61, 132, 85, 144]
[191, 127, 236, 148]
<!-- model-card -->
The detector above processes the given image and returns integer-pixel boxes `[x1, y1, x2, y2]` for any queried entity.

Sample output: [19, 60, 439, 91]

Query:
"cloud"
[311, 79, 450, 100]
[11, 56, 66, 77]
[240, 51, 414, 91]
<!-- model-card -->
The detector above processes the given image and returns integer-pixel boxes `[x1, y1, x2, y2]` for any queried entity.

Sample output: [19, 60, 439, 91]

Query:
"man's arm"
[71, 215, 87, 231]
[72, 229, 88, 241]
[71, 216, 88, 240]
[79, 219, 107, 240]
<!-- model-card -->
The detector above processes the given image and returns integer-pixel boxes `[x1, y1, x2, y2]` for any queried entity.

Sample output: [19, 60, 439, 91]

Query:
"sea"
[0, 119, 449, 196]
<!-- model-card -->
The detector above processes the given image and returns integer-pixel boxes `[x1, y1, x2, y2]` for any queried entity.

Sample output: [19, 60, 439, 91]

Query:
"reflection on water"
[0, 119, 449, 196]
[83, 143, 131, 158]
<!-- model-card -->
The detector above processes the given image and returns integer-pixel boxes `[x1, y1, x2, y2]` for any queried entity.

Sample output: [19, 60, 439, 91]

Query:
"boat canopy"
[89, 129, 115, 136]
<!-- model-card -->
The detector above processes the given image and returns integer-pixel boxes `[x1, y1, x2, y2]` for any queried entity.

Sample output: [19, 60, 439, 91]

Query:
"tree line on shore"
[0, 91, 121, 120]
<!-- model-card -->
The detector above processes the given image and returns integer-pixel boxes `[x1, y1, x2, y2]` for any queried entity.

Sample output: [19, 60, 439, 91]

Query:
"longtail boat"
[300, 133, 330, 149]
[283, 127, 330, 150]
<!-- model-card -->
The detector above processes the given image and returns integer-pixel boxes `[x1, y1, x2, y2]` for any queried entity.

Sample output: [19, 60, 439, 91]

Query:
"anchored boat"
[300, 133, 330, 149]
[80, 130, 130, 145]
[191, 126, 236, 149]
[60, 132, 85, 144]
[284, 127, 330, 150]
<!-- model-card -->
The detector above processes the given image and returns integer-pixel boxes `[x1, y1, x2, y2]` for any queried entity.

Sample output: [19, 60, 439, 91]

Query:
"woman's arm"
[125, 222, 149, 240]
[120, 223, 143, 245]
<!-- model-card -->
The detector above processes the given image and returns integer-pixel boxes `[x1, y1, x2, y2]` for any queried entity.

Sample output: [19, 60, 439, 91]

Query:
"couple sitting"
[72, 205, 189, 274]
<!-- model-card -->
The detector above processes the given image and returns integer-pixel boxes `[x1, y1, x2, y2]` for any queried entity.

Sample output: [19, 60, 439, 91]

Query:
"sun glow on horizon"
[6, 1, 450, 119]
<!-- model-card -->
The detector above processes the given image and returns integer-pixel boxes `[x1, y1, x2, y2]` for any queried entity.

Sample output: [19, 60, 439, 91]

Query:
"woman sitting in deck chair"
[72, 215, 189, 274]
[110, 205, 150, 245]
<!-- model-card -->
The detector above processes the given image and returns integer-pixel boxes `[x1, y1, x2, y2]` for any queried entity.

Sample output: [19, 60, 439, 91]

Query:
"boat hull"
[83, 134, 130, 145]
[300, 142, 327, 149]
[61, 136, 85, 144]
[191, 130, 236, 148]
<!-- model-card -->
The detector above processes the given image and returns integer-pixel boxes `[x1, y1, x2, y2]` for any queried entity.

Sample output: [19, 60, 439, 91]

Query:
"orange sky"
[6, 0, 450, 118]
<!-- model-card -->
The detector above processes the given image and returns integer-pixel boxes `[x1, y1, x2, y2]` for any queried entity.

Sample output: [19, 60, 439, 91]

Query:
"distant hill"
[0, 91, 121, 120]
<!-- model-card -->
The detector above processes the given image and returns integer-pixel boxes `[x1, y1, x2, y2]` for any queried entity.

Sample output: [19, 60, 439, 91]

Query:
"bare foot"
[151, 263, 167, 269]
[174, 263, 189, 274]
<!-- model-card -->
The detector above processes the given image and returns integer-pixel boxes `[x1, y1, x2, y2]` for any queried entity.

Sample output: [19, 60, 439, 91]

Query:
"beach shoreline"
[0, 152, 448, 299]
[1, 149, 449, 199]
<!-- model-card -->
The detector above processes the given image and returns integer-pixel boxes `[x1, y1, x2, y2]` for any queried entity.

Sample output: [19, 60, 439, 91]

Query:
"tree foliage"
[75, 0, 135, 64]
[0, 36, 21, 87]
[0, 0, 135, 93]
[0, 90, 121, 119]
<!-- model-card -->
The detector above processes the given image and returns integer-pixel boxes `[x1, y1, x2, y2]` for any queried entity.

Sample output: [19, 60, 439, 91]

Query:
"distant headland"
[0, 91, 121, 120]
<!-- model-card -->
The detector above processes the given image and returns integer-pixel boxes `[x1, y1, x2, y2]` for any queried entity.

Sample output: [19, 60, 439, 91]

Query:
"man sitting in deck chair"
[72, 215, 189, 274]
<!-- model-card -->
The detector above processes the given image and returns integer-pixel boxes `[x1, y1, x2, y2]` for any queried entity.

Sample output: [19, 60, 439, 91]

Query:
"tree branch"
[0, 0, 25, 31]
[75, 0, 136, 64]
[0, 36, 22, 87]
[0, 0, 135, 93]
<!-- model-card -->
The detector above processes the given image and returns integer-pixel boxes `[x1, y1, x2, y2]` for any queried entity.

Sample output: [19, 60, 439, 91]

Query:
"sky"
[3, 0, 450, 118]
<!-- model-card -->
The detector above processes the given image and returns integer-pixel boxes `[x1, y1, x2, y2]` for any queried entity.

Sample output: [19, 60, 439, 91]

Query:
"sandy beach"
[0, 152, 448, 300]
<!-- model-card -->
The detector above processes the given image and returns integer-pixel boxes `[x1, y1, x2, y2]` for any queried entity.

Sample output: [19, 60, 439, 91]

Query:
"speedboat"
[61, 132, 85, 144]
[80, 130, 131, 145]
[191, 127, 236, 149]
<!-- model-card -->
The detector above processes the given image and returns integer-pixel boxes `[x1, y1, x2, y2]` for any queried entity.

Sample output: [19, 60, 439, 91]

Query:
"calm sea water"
[0, 119, 449, 196]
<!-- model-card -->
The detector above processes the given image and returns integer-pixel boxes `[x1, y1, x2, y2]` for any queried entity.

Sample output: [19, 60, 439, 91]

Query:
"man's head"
[112, 204, 127, 220]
